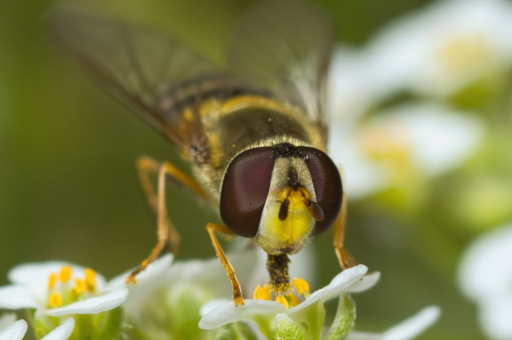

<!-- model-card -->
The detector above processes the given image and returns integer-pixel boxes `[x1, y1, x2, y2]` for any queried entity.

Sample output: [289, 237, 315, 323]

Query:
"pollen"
[253, 285, 271, 300]
[85, 268, 96, 292]
[275, 295, 289, 309]
[74, 278, 87, 295]
[59, 266, 72, 283]
[293, 278, 310, 296]
[49, 292, 63, 308]
[48, 273, 57, 290]
[286, 293, 300, 307]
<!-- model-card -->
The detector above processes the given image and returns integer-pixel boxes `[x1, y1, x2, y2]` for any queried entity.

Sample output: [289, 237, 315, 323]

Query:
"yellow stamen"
[59, 266, 72, 283]
[275, 295, 289, 309]
[253, 285, 271, 300]
[74, 278, 87, 295]
[85, 268, 96, 292]
[293, 278, 310, 296]
[49, 292, 63, 308]
[48, 273, 57, 290]
[286, 293, 301, 307]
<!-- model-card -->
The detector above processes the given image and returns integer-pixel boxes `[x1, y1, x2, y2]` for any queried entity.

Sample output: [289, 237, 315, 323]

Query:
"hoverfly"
[50, 0, 358, 306]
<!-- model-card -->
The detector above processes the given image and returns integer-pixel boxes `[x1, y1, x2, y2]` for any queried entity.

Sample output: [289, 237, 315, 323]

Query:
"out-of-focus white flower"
[0, 317, 74, 340]
[0, 261, 129, 339]
[458, 224, 512, 340]
[329, 103, 484, 200]
[347, 306, 441, 340]
[331, 0, 512, 102]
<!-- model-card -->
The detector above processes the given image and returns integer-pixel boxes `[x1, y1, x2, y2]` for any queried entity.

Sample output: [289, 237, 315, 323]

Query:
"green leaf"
[275, 313, 312, 340]
[323, 295, 356, 340]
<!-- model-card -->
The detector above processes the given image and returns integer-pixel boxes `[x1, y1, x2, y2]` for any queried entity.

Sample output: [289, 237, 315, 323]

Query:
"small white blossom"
[329, 103, 484, 199]
[0, 261, 128, 315]
[200, 265, 439, 340]
[458, 224, 512, 340]
[332, 0, 512, 100]
[0, 261, 131, 339]
[112, 251, 258, 340]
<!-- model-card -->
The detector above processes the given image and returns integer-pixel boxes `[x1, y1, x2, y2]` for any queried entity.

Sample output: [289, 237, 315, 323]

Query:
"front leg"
[333, 193, 358, 270]
[127, 156, 206, 284]
[206, 223, 244, 306]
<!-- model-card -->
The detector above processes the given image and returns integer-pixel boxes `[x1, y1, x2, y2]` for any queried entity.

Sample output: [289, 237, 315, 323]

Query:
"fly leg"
[206, 223, 244, 306]
[334, 192, 359, 270]
[127, 156, 207, 284]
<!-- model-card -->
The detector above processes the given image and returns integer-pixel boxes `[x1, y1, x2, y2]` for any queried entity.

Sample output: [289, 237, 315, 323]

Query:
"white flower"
[334, 0, 512, 100]
[347, 306, 441, 340]
[0, 261, 128, 316]
[0, 261, 130, 339]
[200, 265, 439, 340]
[0, 316, 74, 340]
[199, 265, 376, 339]
[328, 103, 484, 200]
[110, 251, 259, 340]
[458, 223, 512, 340]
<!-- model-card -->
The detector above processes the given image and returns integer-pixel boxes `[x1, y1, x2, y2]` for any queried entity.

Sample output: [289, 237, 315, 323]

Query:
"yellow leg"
[333, 193, 358, 270]
[126, 156, 206, 284]
[206, 223, 244, 306]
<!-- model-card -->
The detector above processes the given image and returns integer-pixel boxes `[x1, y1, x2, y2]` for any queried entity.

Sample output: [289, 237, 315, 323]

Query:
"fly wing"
[49, 8, 220, 152]
[227, 0, 335, 143]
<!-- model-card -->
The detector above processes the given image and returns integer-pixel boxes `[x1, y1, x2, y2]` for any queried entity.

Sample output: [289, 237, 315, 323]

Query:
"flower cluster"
[326, 0, 512, 200]
[0, 249, 439, 340]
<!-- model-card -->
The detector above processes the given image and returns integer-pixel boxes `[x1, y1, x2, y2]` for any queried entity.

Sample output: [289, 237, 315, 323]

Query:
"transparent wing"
[49, 8, 220, 151]
[228, 0, 335, 139]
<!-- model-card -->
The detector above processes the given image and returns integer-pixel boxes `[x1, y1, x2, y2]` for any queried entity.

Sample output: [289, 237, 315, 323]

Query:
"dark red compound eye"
[299, 147, 343, 235]
[220, 147, 275, 237]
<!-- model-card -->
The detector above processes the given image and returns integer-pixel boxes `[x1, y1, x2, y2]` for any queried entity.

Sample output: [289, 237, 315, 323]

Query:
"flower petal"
[199, 299, 287, 330]
[8, 261, 107, 292]
[8, 262, 84, 286]
[458, 224, 512, 301]
[41, 318, 74, 340]
[200, 299, 230, 317]
[381, 306, 440, 340]
[0, 285, 39, 309]
[0, 314, 16, 333]
[347, 272, 381, 293]
[479, 297, 512, 340]
[288, 265, 368, 315]
[106, 254, 173, 291]
[0, 320, 27, 340]
[46, 289, 128, 316]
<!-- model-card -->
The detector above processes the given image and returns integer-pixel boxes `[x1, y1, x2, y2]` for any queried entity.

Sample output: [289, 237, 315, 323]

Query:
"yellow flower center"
[253, 277, 311, 309]
[46, 266, 98, 309]
[437, 34, 495, 77]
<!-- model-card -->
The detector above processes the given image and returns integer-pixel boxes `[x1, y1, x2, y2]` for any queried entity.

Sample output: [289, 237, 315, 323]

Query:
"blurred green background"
[1, 0, 504, 339]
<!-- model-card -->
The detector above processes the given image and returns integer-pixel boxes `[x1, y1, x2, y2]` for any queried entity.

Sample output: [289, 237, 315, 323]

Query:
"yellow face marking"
[258, 186, 315, 254]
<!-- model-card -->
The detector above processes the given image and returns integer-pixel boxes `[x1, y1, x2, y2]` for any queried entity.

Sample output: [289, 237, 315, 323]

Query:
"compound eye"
[300, 147, 343, 235]
[220, 147, 275, 237]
